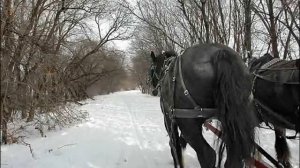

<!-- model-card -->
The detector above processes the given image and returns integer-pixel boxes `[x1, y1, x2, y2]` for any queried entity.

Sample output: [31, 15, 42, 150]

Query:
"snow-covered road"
[1, 90, 299, 168]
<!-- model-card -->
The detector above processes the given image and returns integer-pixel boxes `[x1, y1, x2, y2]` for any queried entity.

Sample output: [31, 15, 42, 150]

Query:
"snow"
[1, 90, 299, 168]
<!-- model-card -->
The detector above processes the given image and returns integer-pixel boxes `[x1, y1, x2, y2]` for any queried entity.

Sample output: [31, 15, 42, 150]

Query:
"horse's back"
[257, 59, 300, 83]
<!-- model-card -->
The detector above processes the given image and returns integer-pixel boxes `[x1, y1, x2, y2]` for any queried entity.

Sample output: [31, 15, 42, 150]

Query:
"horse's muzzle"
[152, 89, 158, 96]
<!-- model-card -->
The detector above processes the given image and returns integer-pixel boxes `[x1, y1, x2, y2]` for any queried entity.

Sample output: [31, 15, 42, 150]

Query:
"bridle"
[149, 64, 162, 91]
[150, 64, 160, 80]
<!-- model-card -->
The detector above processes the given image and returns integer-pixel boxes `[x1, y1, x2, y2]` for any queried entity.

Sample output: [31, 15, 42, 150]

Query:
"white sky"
[110, 40, 131, 51]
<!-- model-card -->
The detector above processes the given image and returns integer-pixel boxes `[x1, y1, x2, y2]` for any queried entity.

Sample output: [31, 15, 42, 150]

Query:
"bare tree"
[251, 0, 299, 59]
[244, 0, 253, 59]
[1, 0, 132, 143]
[267, 0, 280, 58]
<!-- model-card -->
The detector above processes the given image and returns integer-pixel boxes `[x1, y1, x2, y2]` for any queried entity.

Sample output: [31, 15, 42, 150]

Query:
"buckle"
[169, 107, 175, 119]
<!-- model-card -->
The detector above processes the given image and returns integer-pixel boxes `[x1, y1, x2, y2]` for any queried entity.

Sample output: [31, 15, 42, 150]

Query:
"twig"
[21, 140, 35, 158]
[57, 143, 76, 149]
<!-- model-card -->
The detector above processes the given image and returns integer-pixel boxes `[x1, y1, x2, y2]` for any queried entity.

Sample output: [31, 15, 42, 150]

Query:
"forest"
[1, 0, 299, 144]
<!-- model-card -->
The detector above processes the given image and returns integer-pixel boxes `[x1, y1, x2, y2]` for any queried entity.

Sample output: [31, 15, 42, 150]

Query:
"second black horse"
[248, 53, 300, 168]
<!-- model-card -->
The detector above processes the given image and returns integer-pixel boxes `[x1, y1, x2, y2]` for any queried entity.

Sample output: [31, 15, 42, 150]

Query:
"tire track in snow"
[109, 91, 200, 168]
[119, 92, 162, 168]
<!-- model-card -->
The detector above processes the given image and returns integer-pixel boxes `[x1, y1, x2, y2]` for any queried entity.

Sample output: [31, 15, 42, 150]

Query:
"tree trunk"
[244, 0, 252, 59]
[1, 0, 13, 144]
[267, 0, 279, 58]
[200, 0, 210, 43]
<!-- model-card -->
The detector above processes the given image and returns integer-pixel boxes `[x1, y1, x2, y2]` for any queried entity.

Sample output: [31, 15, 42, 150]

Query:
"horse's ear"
[150, 51, 156, 62]
[263, 53, 273, 58]
[248, 57, 259, 71]
[164, 51, 177, 58]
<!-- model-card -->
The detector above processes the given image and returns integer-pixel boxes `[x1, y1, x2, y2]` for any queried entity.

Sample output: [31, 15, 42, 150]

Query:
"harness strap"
[169, 55, 181, 167]
[162, 55, 217, 119]
[253, 74, 300, 84]
[173, 108, 217, 118]
[171, 56, 178, 113]
[178, 55, 201, 110]
[254, 99, 295, 129]
[257, 68, 298, 71]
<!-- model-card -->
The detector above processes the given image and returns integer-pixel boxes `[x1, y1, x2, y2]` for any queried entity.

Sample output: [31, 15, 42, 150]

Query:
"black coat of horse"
[149, 44, 258, 168]
[248, 53, 300, 167]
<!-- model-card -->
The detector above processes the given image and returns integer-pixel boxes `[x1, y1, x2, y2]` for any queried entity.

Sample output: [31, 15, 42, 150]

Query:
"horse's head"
[248, 53, 274, 72]
[149, 50, 177, 95]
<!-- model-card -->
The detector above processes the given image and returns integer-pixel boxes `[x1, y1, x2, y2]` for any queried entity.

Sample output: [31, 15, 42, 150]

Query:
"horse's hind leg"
[275, 127, 292, 168]
[177, 118, 216, 168]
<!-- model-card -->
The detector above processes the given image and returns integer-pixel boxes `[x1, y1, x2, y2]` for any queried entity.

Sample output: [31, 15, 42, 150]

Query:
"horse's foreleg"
[169, 139, 184, 168]
[275, 127, 292, 168]
[170, 146, 178, 168]
[162, 112, 184, 168]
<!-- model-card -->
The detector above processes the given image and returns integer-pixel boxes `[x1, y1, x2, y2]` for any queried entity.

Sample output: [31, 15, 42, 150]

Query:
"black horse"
[248, 53, 300, 168]
[149, 44, 258, 168]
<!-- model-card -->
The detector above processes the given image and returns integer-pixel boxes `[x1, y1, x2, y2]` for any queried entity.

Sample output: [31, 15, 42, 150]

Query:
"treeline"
[0, 0, 133, 144]
[128, 0, 299, 91]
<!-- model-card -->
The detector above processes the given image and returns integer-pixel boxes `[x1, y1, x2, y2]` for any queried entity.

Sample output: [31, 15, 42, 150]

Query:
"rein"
[253, 98, 296, 130]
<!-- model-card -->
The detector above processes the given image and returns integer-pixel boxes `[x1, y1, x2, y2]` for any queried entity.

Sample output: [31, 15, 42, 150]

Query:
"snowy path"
[1, 90, 299, 168]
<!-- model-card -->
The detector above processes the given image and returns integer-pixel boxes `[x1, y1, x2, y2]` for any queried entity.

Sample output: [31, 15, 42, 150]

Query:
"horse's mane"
[259, 53, 273, 63]
[163, 51, 177, 58]
[248, 53, 274, 72]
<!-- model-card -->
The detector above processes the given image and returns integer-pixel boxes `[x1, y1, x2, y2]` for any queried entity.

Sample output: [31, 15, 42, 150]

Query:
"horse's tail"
[213, 49, 257, 167]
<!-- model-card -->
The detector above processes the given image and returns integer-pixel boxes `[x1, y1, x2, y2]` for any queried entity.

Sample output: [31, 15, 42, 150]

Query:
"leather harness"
[159, 55, 217, 120]
[156, 55, 217, 167]
[252, 58, 300, 132]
